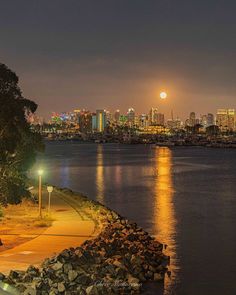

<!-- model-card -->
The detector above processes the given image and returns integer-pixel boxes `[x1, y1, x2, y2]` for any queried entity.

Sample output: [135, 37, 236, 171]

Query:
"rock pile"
[1, 214, 169, 294]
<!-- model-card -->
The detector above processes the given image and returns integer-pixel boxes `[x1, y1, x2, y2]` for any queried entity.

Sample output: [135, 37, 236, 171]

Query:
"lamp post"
[38, 169, 43, 218]
[47, 186, 53, 215]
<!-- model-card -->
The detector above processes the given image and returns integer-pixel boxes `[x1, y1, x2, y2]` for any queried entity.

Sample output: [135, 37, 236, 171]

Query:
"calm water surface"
[35, 142, 236, 295]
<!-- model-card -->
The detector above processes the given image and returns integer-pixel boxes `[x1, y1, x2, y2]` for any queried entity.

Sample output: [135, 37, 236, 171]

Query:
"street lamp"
[38, 169, 43, 218]
[47, 186, 54, 215]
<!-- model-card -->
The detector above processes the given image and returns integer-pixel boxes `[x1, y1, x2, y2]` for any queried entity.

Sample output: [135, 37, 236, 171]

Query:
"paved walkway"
[0, 189, 95, 274]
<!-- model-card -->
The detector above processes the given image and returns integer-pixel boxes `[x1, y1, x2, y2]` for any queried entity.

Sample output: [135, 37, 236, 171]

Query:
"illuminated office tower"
[200, 114, 208, 128]
[156, 113, 165, 126]
[114, 109, 120, 122]
[127, 108, 135, 126]
[105, 110, 113, 123]
[189, 112, 196, 126]
[216, 109, 228, 131]
[149, 108, 158, 125]
[96, 109, 107, 132]
[228, 109, 235, 130]
[139, 114, 149, 128]
[78, 111, 92, 133]
[92, 113, 97, 131]
[207, 113, 214, 126]
[216, 109, 235, 131]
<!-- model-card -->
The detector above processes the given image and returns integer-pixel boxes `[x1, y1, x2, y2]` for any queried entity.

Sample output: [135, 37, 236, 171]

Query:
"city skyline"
[38, 106, 234, 124]
[1, 1, 236, 119]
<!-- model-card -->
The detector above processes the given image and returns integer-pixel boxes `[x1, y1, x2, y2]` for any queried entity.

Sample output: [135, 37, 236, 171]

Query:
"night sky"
[1, 0, 236, 119]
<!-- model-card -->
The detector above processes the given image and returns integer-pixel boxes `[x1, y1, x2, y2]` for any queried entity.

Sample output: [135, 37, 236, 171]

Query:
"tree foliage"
[0, 63, 44, 205]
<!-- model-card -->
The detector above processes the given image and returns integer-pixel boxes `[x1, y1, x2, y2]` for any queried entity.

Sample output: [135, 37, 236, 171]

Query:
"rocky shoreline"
[0, 188, 170, 294]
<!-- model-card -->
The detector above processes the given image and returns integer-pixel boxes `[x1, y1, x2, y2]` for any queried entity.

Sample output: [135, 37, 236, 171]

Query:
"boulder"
[51, 262, 63, 271]
[23, 287, 37, 295]
[68, 270, 78, 282]
[86, 285, 99, 295]
[57, 282, 66, 292]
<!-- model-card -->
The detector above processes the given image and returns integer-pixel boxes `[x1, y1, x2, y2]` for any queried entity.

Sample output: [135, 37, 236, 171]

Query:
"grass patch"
[33, 215, 55, 228]
[0, 206, 3, 219]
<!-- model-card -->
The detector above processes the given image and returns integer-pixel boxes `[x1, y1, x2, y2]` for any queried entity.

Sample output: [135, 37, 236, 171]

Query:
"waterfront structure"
[96, 109, 107, 132]
[216, 109, 235, 131]
[138, 125, 168, 134]
[167, 118, 182, 130]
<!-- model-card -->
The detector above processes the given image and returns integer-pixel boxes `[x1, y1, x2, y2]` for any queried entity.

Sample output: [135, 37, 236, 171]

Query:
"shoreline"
[1, 186, 170, 294]
[44, 139, 236, 149]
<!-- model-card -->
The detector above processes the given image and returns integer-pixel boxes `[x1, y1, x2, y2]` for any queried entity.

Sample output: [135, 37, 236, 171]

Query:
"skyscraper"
[96, 110, 107, 132]
[189, 112, 196, 126]
[216, 109, 235, 131]
[139, 114, 149, 128]
[114, 110, 120, 122]
[78, 111, 92, 133]
[156, 113, 165, 126]
[207, 113, 214, 126]
[149, 108, 158, 125]
[228, 109, 235, 130]
[127, 108, 135, 126]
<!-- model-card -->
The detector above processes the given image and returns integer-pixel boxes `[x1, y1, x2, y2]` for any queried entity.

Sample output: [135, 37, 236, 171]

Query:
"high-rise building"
[114, 110, 120, 122]
[228, 109, 235, 130]
[156, 113, 165, 126]
[127, 108, 135, 126]
[139, 114, 149, 128]
[96, 110, 107, 132]
[200, 113, 214, 128]
[149, 108, 158, 125]
[216, 109, 228, 131]
[105, 110, 113, 123]
[167, 118, 182, 129]
[216, 109, 235, 131]
[189, 112, 196, 126]
[200, 115, 208, 128]
[92, 113, 97, 131]
[207, 113, 214, 126]
[78, 111, 92, 133]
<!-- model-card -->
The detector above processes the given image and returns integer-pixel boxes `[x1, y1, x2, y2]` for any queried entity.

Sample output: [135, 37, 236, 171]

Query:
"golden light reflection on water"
[96, 145, 105, 203]
[154, 147, 177, 293]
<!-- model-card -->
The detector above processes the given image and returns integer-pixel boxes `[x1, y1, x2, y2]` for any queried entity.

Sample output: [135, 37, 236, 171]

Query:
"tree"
[0, 63, 44, 205]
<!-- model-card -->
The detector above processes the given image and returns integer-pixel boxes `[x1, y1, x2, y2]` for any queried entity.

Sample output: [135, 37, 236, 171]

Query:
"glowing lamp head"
[160, 92, 167, 99]
[38, 169, 44, 176]
[47, 186, 53, 193]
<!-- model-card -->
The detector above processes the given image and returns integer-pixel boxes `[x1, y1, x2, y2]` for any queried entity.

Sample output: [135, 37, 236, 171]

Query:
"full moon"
[160, 91, 167, 99]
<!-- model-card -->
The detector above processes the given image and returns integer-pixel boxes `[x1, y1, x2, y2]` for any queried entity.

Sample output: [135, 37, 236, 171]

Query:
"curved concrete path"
[0, 189, 95, 274]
